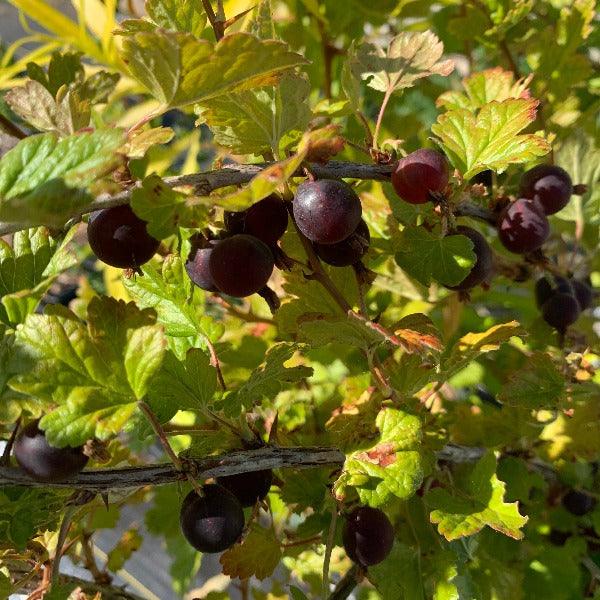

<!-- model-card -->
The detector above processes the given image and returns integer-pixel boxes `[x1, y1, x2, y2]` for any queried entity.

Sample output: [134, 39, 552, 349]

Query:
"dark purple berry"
[520, 164, 573, 215]
[186, 240, 217, 292]
[313, 219, 370, 267]
[562, 490, 596, 516]
[88, 205, 160, 269]
[216, 469, 273, 508]
[571, 279, 593, 310]
[13, 421, 88, 482]
[497, 198, 550, 254]
[541, 292, 581, 332]
[391, 149, 449, 204]
[446, 226, 493, 290]
[342, 506, 394, 567]
[209, 234, 274, 297]
[179, 485, 245, 553]
[535, 277, 554, 309]
[293, 179, 362, 244]
[225, 195, 289, 246]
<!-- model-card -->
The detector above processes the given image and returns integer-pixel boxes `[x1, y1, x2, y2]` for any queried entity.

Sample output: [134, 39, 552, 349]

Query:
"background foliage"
[0, 0, 599, 598]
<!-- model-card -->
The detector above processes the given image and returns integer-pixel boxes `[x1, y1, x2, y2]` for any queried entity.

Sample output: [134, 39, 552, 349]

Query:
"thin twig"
[0, 113, 26, 139]
[48, 505, 77, 590]
[1, 417, 21, 466]
[322, 506, 339, 598]
[206, 338, 227, 390]
[137, 400, 204, 495]
[202, 0, 224, 40]
[328, 564, 363, 600]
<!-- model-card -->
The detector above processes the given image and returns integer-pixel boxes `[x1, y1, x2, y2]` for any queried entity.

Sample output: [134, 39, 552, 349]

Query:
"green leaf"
[432, 99, 550, 178]
[498, 352, 565, 409]
[441, 321, 524, 381]
[0, 227, 71, 296]
[44, 50, 84, 96]
[0, 130, 125, 227]
[131, 174, 209, 239]
[39, 387, 138, 447]
[148, 349, 217, 417]
[220, 524, 282, 580]
[436, 67, 533, 112]
[0, 226, 78, 326]
[10, 297, 165, 446]
[146, 0, 206, 37]
[197, 73, 311, 155]
[554, 131, 600, 226]
[106, 528, 143, 572]
[368, 543, 426, 600]
[334, 407, 425, 507]
[427, 452, 528, 540]
[124, 256, 223, 356]
[394, 226, 476, 287]
[349, 30, 454, 96]
[124, 325, 167, 399]
[223, 343, 312, 417]
[118, 29, 308, 110]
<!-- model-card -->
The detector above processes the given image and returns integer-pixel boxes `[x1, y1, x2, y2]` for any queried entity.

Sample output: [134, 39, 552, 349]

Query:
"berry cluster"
[187, 195, 288, 298]
[392, 151, 595, 329]
[293, 179, 370, 267]
[179, 470, 272, 553]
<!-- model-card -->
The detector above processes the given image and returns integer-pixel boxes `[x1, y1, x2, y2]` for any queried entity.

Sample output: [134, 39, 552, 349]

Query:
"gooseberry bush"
[0, 1, 598, 599]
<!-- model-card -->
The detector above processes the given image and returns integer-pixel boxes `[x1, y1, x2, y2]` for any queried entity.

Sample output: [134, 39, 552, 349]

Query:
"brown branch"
[0, 113, 26, 140]
[0, 161, 393, 237]
[202, 0, 224, 40]
[328, 564, 364, 600]
[0, 446, 346, 491]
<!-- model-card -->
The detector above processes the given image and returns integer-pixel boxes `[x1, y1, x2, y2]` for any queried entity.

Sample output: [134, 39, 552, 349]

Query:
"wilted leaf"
[349, 30, 454, 95]
[334, 407, 425, 506]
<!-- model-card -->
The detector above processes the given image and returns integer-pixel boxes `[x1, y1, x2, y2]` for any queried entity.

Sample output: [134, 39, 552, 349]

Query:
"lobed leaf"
[432, 98, 550, 178]
[394, 226, 475, 287]
[349, 30, 454, 96]
[427, 452, 528, 540]
[119, 29, 308, 110]
[0, 130, 125, 227]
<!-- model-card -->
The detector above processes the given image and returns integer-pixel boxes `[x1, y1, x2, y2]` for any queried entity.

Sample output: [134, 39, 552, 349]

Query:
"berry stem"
[206, 338, 227, 391]
[322, 505, 339, 598]
[1, 417, 20, 466]
[48, 505, 77, 590]
[137, 400, 205, 496]
[372, 87, 394, 151]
